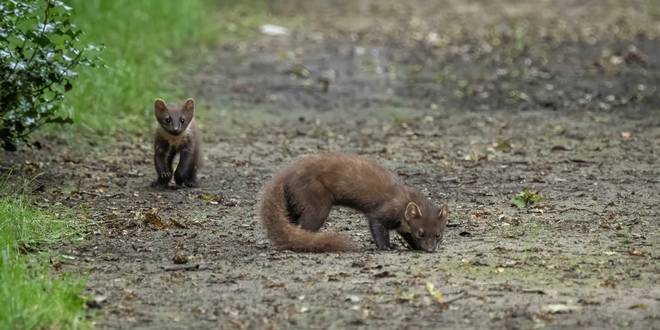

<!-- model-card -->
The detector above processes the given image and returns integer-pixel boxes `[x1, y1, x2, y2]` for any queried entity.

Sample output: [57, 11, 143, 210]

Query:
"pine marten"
[152, 98, 201, 188]
[260, 153, 449, 252]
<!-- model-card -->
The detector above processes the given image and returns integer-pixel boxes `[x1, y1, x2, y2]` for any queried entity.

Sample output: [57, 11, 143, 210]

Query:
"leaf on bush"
[0, 0, 101, 150]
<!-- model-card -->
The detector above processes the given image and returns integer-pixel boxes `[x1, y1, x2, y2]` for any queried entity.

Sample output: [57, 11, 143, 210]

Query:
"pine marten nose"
[423, 243, 437, 253]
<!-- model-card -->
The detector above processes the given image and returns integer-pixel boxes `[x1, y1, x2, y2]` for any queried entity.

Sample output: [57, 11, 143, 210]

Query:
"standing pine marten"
[260, 153, 449, 252]
[152, 98, 201, 188]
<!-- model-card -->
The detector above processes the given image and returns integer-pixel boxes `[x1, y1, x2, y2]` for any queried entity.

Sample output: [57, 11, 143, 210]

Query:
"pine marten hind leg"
[290, 181, 332, 231]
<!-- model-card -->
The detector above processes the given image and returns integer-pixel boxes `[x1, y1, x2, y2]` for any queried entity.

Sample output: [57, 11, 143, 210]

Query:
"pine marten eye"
[165, 117, 171, 124]
[180, 118, 185, 124]
[417, 228, 424, 238]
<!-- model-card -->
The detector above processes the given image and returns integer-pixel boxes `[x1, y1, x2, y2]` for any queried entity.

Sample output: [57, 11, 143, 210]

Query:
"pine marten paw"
[151, 180, 169, 188]
[378, 244, 396, 251]
[176, 180, 198, 188]
[152, 172, 172, 188]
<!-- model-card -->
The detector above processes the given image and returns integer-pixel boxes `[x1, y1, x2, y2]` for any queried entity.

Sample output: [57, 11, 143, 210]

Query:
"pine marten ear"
[182, 98, 195, 117]
[404, 202, 422, 222]
[154, 99, 167, 117]
[438, 204, 449, 222]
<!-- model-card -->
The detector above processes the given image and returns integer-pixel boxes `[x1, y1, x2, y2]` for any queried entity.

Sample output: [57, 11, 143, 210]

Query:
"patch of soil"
[2, 1, 659, 329]
[195, 0, 660, 114]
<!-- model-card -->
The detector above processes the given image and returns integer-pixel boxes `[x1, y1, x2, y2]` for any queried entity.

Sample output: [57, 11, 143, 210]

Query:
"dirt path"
[3, 1, 659, 329]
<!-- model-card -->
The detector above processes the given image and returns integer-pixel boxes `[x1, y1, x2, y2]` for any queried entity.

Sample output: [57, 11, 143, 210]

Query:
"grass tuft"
[511, 188, 544, 209]
[0, 251, 87, 329]
[0, 194, 87, 329]
[0, 195, 78, 249]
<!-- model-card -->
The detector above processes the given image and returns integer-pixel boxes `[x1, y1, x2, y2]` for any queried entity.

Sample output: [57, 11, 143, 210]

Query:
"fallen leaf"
[621, 131, 632, 140]
[169, 218, 187, 229]
[464, 152, 487, 162]
[143, 212, 187, 230]
[173, 254, 188, 264]
[629, 303, 648, 310]
[199, 193, 223, 203]
[627, 249, 647, 257]
[284, 63, 311, 79]
[124, 289, 137, 300]
[425, 282, 445, 305]
[395, 288, 416, 303]
[143, 212, 168, 229]
[494, 139, 512, 152]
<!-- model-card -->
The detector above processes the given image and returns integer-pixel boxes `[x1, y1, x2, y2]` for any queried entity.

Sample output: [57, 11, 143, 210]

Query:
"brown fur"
[260, 153, 449, 253]
[152, 98, 202, 188]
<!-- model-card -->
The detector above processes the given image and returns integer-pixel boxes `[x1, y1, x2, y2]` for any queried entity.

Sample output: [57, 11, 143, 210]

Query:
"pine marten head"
[397, 198, 449, 253]
[154, 98, 195, 136]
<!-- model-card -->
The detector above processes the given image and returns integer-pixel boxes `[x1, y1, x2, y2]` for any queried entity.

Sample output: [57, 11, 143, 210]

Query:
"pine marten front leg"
[174, 143, 199, 187]
[367, 207, 401, 250]
[368, 218, 393, 250]
[153, 138, 175, 187]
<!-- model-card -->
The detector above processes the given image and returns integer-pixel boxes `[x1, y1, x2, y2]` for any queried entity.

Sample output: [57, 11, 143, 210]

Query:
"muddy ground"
[3, 0, 660, 329]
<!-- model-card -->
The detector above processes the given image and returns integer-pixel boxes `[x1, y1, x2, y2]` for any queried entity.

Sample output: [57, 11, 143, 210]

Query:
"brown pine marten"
[152, 98, 201, 188]
[260, 153, 449, 252]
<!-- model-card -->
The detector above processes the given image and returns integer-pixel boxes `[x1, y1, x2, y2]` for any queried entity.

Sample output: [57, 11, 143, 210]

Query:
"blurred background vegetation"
[64, 0, 265, 137]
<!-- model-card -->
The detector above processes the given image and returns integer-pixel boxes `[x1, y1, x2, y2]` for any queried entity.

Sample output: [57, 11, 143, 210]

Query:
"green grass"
[60, 0, 266, 136]
[0, 194, 87, 329]
[0, 195, 77, 249]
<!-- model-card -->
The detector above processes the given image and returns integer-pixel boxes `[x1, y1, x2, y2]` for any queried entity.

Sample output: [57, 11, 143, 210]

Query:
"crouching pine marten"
[260, 153, 449, 252]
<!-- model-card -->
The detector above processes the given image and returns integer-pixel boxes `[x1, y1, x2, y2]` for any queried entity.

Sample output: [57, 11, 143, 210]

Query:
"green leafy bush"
[0, 0, 99, 151]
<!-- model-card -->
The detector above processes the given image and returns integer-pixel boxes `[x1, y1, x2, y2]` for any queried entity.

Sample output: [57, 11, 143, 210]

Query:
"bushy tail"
[260, 177, 357, 253]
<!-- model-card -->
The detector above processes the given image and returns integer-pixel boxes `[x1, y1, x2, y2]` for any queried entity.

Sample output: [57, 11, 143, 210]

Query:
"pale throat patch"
[158, 125, 192, 147]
